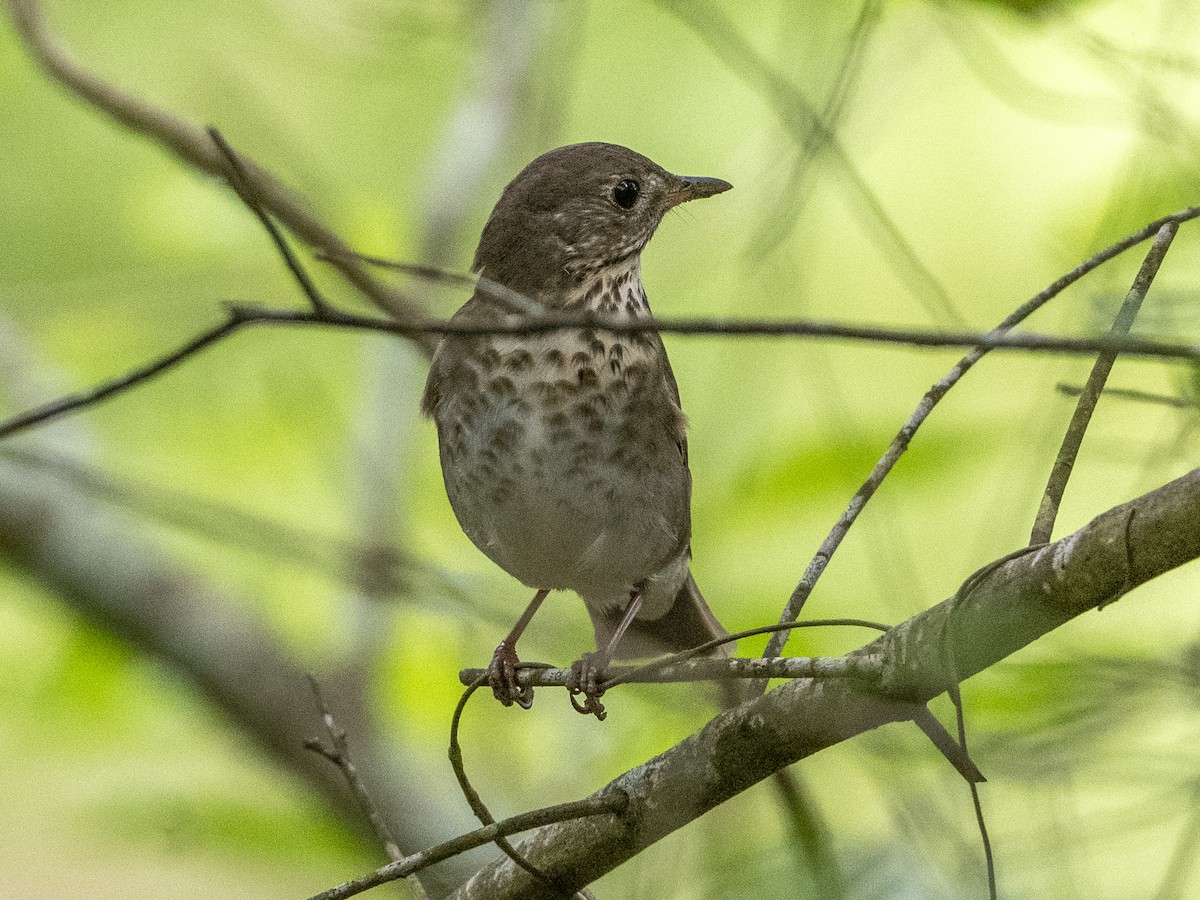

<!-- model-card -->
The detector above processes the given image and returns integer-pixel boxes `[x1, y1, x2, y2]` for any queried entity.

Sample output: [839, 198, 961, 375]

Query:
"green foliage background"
[2, 0, 1199, 897]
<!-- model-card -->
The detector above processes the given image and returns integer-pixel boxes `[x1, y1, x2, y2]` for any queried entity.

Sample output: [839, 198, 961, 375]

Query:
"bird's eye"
[612, 179, 640, 209]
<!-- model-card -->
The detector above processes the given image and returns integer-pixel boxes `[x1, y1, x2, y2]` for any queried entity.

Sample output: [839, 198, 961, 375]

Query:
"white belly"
[436, 329, 690, 614]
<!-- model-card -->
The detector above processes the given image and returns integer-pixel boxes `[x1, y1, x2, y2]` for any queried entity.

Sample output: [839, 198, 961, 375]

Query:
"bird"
[422, 142, 733, 718]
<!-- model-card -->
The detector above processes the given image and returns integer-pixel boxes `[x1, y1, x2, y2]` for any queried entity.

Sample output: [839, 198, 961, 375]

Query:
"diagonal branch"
[759, 206, 1199, 667]
[448, 466, 1200, 899]
[1031, 220, 1178, 543]
[748, 0, 884, 261]
[5, 0, 435, 350]
[311, 793, 630, 900]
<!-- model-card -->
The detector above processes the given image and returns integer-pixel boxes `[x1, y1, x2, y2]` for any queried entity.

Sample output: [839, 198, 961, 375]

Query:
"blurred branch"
[449, 466, 1200, 898]
[1032, 221, 1177, 544]
[1067, 24, 1200, 82]
[770, 768, 844, 899]
[931, 2, 1131, 129]
[1153, 780, 1200, 900]
[1056, 383, 1197, 409]
[5, 0, 436, 350]
[658, 0, 960, 323]
[0, 446, 471, 895]
[1062, 11, 1200, 158]
[0, 314, 462, 896]
[416, 0, 543, 263]
[0, 443, 446, 593]
[749, 0, 883, 262]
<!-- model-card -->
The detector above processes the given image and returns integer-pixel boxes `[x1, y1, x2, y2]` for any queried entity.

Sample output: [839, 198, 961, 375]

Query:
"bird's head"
[472, 142, 731, 304]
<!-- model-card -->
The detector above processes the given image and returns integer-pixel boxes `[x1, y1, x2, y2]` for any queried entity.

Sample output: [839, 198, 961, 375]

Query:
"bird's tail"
[595, 571, 733, 661]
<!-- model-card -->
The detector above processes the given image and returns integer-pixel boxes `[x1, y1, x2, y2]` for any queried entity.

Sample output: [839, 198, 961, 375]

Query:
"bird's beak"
[667, 175, 733, 207]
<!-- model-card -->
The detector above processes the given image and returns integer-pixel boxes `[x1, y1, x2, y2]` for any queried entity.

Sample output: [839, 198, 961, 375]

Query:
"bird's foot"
[567, 651, 610, 720]
[487, 641, 534, 709]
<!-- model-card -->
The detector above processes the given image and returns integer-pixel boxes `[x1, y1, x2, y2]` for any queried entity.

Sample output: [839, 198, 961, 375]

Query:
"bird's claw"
[487, 642, 534, 709]
[567, 651, 609, 720]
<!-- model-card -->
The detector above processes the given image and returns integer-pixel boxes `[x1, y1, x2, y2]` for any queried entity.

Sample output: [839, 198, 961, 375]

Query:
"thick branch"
[450, 467, 1200, 899]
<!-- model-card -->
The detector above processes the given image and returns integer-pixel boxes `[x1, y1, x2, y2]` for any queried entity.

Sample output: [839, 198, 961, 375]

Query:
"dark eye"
[612, 179, 640, 209]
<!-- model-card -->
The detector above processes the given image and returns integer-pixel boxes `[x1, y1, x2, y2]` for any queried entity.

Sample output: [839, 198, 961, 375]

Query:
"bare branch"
[1056, 383, 1197, 408]
[5, 286, 1200, 444]
[304, 677, 409, 869]
[1031, 221, 1178, 543]
[208, 128, 334, 319]
[759, 206, 1200, 668]
[5, 0, 434, 348]
[448, 679, 574, 896]
[448, 467, 1200, 899]
[310, 793, 629, 900]
[0, 315, 245, 440]
[457, 654, 886, 688]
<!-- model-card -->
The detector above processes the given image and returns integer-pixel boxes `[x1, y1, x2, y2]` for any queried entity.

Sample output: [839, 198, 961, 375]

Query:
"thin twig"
[213, 303, 1200, 356]
[208, 128, 333, 318]
[345, 251, 546, 315]
[757, 206, 1200, 672]
[1031, 221, 1179, 543]
[458, 654, 886, 688]
[4, 298, 1200, 443]
[3, 280, 1200, 448]
[600, 617, 889, 690]
[303, 677, 409, 869]
[0, 316, 245, 440]
[309, 793, 629, 900]
[1056, 383, 1197, 408]
[447, 677, 568, 894]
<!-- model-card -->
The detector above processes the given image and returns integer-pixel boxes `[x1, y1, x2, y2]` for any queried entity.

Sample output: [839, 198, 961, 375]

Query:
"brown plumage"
[423, 142, 732, 716]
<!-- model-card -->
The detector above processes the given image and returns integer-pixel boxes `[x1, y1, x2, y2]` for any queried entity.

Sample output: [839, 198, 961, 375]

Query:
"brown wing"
[421, 289, 498, 418]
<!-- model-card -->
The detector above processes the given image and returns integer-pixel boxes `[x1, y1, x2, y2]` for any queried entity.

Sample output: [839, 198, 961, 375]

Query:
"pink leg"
[488, 588, 550, 709]
[567, 586, 644, 720]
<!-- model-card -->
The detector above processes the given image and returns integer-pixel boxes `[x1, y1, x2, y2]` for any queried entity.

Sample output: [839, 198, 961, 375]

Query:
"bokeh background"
[3, 0, 1200, 897]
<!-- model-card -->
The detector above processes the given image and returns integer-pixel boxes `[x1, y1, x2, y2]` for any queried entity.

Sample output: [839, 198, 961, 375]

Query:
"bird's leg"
[488, 588, 550, 709]
[568, 585, 645, 720]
